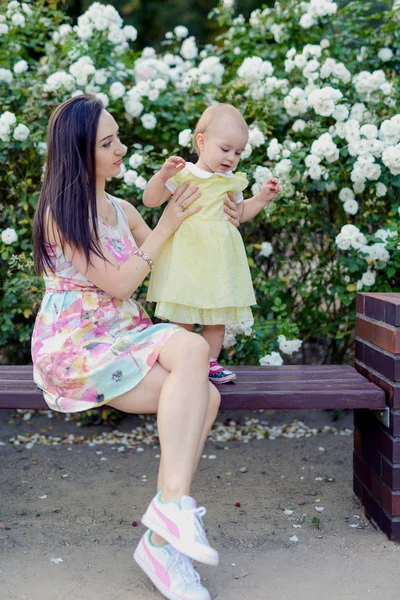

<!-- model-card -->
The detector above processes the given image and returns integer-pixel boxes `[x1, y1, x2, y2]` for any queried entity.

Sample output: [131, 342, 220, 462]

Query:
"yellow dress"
[147, 162, 256, 325]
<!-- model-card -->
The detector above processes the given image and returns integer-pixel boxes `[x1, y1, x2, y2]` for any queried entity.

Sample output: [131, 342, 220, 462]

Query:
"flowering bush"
[1, 0, 399, 365]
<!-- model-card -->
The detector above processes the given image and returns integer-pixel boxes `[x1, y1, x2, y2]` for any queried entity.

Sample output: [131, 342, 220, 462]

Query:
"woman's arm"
[46, 185, 201, 301]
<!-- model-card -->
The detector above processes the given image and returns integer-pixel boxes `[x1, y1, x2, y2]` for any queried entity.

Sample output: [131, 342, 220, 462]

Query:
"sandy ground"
[1, 408, 400, 600]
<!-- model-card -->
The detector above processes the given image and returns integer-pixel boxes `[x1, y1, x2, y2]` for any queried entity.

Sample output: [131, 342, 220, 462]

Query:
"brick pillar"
[354, 292, 400, 541]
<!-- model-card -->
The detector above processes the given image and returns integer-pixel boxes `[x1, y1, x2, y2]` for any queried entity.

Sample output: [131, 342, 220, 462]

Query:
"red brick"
[379, 511, 400, 542]
[370, 471, 400, 516]
[354, 475, 383, 528]
[355, 364, 400, 408]
[385, 298, 400, 327]
[365, 295, 386, 320]
[355, 317, 374, 344]
[354, 428, 362, 456]
[390, 410, 400, 436]
[353, 453, 371, 488]
[373, 323, 400, 354]
[363, 344, 400, 382]
[355, 340, 365, 363]
[382, 457, 400, 491]
[356, 293, 365, 315]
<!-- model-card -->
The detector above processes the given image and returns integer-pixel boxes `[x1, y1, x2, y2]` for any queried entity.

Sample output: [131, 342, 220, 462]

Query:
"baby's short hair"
[193, 103, 248, 154]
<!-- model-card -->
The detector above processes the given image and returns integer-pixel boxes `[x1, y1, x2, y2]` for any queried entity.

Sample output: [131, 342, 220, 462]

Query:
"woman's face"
[95, 110, 126, 180]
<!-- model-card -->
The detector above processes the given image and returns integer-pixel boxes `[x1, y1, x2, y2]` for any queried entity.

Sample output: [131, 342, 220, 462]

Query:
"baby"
[143, 103, 280, 383]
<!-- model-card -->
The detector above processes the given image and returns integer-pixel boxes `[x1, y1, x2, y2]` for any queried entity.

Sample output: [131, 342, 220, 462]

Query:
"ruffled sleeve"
[165, 169, 187, 194]
[230, 171, 248, 204]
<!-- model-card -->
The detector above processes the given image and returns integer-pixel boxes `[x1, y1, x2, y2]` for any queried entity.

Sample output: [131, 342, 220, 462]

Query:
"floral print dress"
[31, 195, 179, 413]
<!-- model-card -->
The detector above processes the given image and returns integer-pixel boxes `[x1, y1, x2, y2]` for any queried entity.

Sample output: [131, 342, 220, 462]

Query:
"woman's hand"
[224, 193, 241, 227]
[156, 181, 202, 238]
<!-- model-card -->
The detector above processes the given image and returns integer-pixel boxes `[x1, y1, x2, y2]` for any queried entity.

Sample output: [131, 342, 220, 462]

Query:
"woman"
[32, 94, 240, 600]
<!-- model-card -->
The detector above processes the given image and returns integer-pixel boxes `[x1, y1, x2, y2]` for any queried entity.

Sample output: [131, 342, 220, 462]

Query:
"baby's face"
[199, 122, 248, 174]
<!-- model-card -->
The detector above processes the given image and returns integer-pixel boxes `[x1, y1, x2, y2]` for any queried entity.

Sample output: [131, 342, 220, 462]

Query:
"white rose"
[148, 89, 160, 101]
[308, 164, 322, 181]
[124, 25, 137, 41]
[359, 243, 390, 263]
[13, 59, 28, 74]
[339, 187, 355, 202]
[180, 36, 198, 60]
[108, 27, 125, 45]
[248, 127, 265, 148]
[361, 270, 376, 287]
[0, 68, 13, 84]
[141, 113, 157, 130]
[326, 181, 337, 191]
[308, 86, 342, 117]
[135, 176, 147, 190]
[241, 143, 252, 160]
[259, 242, 273, 257]
[343, 199, 359, 215]
[267, 138, 281, 161]
[375, 228, 397, 243]
[123, 170, 138, 185]
[13, 123, 29, 141]
[0, 24, 9, 35]
[0, 111, 16, 126]
[178, 128, 192, 147]
[174, 25, 189, 39]
[109, 82, 125, 100]
[275, 158, 292, 177]
[292, 119, 306, 132]
[332, 105, 349, 122]
[1, 227, 18, 244]
[125, 99, 144, 118]
[129, 153, 143, 169]
[75, 24, 93, 40]
[382, 145, 400, 176]
[96, 93, 109, 108]
[378, 48, 393, 62]
[114, 163, 126, 179]
[11, 12, 25, 27]
[223, 333, 237, 348]
[360, 124, 378, 140]
[300, 13, 315, 28]
[277, 335, 302, 355]
[259, 351, 283, 366]
[376, 182, 387, 197]
[36, 141, 47, 155]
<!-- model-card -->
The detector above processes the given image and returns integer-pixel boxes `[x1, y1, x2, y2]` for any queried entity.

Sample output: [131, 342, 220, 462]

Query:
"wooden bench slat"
[0, 379, 380, 393]
[0, 364, 356, 373]
[0, 364, 386, 411]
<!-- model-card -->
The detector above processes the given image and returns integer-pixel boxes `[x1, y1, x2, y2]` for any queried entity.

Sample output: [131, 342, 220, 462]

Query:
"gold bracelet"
[133, 249, 155, 271]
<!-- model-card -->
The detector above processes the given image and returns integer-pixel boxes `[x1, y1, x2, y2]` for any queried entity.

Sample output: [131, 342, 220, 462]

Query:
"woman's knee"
[208, 383, 221, 418]
[180, 331, 210, 363]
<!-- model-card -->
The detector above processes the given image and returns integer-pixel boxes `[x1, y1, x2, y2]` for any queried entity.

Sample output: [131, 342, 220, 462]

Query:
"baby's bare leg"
[201, 324, 225, 359]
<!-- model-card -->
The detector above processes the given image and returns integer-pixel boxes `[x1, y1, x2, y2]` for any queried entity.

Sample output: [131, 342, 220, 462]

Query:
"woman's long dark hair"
[33, 94, 106, 274]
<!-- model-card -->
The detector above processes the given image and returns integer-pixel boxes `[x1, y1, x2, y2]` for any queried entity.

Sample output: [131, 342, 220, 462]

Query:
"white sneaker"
[134, 530, 211, 600]
[141, 492, 219, 566]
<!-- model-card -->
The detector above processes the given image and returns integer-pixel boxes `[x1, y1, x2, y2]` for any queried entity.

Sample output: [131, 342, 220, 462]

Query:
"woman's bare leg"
[108, 330, 215, 502]
[157, 382, 220, 492]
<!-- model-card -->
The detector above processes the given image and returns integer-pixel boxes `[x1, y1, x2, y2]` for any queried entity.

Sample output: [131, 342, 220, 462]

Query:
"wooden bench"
[1, 291, 399, 542]
[0, 364, 386, 411]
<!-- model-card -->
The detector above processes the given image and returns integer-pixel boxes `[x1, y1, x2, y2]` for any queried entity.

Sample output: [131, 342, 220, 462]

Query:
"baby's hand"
[260, 178, 281, 204]
[159, 156, 186, 182]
